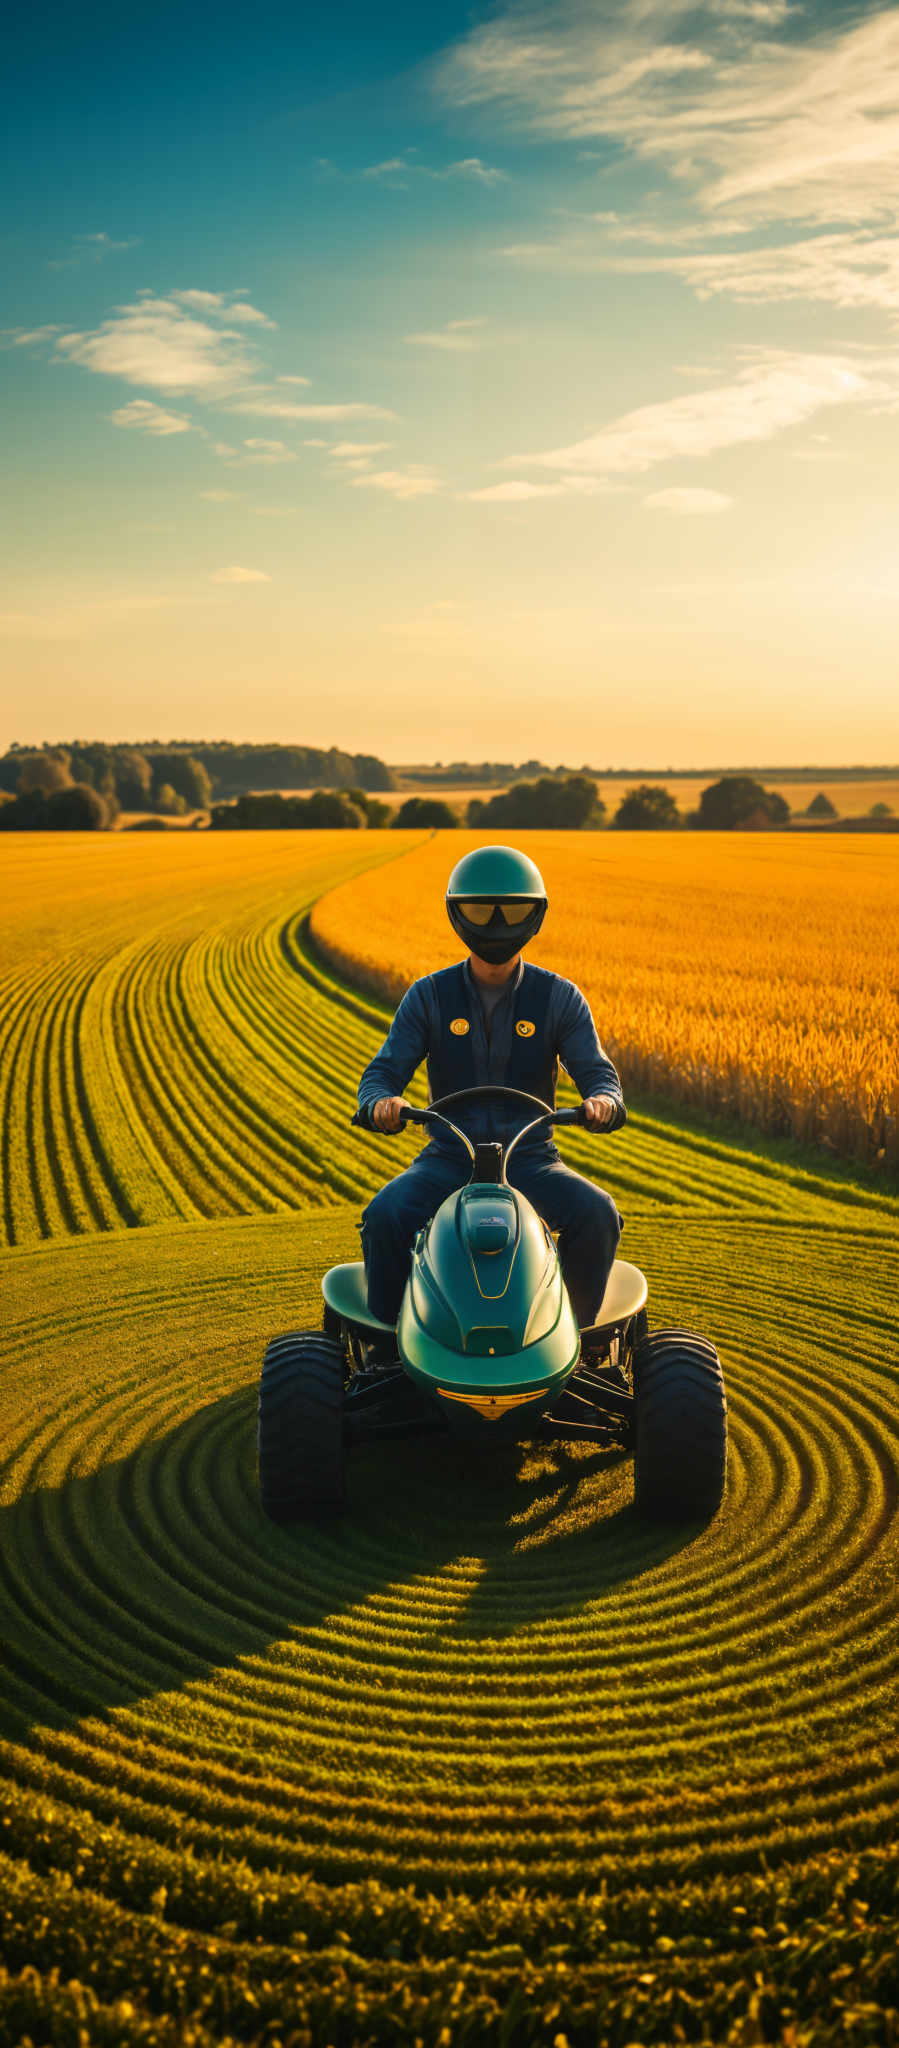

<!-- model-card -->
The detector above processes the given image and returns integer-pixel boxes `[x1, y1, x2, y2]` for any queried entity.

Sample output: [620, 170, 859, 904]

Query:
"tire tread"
[258, 1330, 346, 1523]
[633, 1328, 727, 1521]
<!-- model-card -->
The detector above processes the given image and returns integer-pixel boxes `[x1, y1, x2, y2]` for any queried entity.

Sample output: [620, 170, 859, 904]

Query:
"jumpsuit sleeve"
[554, 979, 627, 1131]
[357, 978, 431, 1126]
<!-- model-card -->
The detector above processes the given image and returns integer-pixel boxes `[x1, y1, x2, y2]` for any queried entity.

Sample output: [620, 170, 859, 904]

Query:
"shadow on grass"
[0, 1386, 703, 1738]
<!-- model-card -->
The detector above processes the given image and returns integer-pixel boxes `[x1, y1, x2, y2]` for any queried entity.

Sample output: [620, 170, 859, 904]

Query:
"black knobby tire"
[258, 1331, 347, 1523]
[633, 1327, 726, 1521]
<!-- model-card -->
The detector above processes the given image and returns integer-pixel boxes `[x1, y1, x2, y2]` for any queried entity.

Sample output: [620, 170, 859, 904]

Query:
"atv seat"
[322, 1262, 396, 1333]
[580, 1259, 647, 1335]
[323, 1258, 648, 1338]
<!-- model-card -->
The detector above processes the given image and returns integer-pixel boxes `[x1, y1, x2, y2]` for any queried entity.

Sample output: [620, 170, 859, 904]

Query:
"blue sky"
[3, 0, 899, 763]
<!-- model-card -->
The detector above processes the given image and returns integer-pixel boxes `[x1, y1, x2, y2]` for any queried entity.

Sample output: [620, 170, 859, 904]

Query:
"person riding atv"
[357, 844, 625, 1330]
[257, 844, 727, 1524]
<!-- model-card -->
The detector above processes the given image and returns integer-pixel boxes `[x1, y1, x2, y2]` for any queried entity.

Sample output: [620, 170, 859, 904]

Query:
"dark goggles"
[455, 899, 540, 928]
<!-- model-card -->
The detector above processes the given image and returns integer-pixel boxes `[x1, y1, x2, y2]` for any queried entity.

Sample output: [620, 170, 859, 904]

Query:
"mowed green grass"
[1, 835, 899, 2044]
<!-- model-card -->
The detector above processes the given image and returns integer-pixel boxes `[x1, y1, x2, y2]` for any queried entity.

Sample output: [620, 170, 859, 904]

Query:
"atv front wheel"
[258, 1331, 346, 1522]
[633, 1329, 726, 1521]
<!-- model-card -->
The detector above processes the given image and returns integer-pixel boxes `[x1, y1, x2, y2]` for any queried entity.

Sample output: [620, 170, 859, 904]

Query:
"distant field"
[312, 830, 899, 1169]
[114, 808, 207, 829]
[389, 776, 899, 818]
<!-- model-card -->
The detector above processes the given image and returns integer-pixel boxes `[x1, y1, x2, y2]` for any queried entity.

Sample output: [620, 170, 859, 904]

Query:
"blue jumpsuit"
[357, 957, 625, 1328]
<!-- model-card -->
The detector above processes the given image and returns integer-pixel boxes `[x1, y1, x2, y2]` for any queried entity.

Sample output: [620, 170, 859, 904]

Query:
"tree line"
[0, 741, 395, 831]
[400, 775, 795, 830]
[216, 775, 887, 832]
[2, 747, 894, 832]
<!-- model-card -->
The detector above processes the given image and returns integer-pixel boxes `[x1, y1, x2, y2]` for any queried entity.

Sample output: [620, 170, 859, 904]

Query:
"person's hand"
[582, 1095, 618, 1129]
[373, 1096, 410, 1133]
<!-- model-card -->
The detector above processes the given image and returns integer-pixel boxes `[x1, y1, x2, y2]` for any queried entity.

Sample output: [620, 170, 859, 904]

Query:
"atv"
[258, 1086, 726, 1525]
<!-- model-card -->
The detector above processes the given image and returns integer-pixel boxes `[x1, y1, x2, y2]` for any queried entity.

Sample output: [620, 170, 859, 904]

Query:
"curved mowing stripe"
[0, 835, 427, 1247]
[1, 1203, 898, 2042]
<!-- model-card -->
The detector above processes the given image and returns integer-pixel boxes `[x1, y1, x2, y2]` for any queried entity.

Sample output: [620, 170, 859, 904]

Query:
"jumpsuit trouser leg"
[507, 1150, 622, 1330]
[360, 1148, 466, 1324]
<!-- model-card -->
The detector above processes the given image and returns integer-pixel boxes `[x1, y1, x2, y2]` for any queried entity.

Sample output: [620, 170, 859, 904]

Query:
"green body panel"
[396, 1179, 580, 1438]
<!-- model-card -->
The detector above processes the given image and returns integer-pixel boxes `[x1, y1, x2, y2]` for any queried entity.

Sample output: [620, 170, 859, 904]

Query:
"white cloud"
[644, 486, 733, 513]
[507, 351, 890, 476]
[364, 157, 413, 179]
[329, 440, 393, 457]
[445, 158, 508, 183]
[173, 287, 277, 328]
[350, 467, 443, 499]
[252, 505, 300, 515]
[53, 289, 268, 396]
[243, 437, 296, 462]
[406, 318, 490, 350]
[109, 397, 193, 436]
[213, 441, 238, 457]
[230, 397, 397, 420]
[434, 1, 899, 231]
[465, 479, 569, 501]
[199, 488, 241, 501]
[48, 231, 141, 270]
[221, 301, 276, 326]
[609, 230, 899, 323]
[1, 324, 64, 347]
[210, 565, 272, 582]
[17, 288, 395, 442]
[362, 153, 507, 184]
[463, 474, 623, 501]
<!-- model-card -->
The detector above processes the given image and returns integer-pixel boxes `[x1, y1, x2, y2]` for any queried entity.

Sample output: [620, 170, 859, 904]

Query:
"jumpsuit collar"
[462, 955, 524, 1001]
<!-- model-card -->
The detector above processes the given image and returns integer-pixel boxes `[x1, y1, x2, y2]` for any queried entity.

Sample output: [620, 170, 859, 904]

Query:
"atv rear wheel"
[633, 1328, 726, 1521]
[258, 1331, 346, 1523]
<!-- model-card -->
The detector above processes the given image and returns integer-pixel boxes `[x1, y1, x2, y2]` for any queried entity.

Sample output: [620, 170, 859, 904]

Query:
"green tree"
[111, 748, 153, 810]
[694, 776, 790, 829]
[156, 783, 188, 817]
[612, 784, 680, 830]
[209, 791, 366, 829]
[151, 753, 212, 811]
[17, 751, 73, 794]
[806, 792, 838, 818]
[392, 796, 459, 828]
[345, 788, 391, 827]
[45, 783, 110, 830]
[468, 775, 605, 830]
[869, 800, 893, 817]
[0, 788, 48, 830]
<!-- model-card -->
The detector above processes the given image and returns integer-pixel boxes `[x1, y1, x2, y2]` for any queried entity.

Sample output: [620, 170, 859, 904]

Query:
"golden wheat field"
[311, 831, 899, 1169]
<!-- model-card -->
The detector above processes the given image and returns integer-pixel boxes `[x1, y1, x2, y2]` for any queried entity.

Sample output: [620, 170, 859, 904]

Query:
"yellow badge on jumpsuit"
[450, 1017, 470, 1035]
[516, 1020, 536, 1037]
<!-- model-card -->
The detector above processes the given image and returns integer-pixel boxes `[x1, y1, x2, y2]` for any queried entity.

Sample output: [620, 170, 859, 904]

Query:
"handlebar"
[352, 1083, 599, 1135]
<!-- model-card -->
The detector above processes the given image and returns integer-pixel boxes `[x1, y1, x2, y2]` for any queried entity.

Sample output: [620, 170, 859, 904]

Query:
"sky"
[2, 0, 899, 766]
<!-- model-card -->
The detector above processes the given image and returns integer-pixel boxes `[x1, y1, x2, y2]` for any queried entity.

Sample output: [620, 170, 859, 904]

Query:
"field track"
[1, 834, 898, 2043]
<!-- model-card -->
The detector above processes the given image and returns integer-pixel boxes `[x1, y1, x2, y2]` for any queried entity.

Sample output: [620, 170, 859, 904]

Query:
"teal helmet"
[446, 844, 548, 964]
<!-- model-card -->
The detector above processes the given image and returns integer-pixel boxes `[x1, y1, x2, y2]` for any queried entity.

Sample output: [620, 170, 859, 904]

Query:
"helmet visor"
[457, 899, 537, 928]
